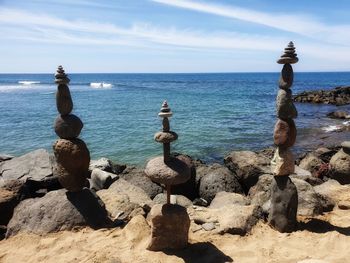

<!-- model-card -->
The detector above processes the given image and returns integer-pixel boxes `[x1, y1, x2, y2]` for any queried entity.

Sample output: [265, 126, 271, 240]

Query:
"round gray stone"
[276, 89, 298, 119]
[54, 114, 83, 139]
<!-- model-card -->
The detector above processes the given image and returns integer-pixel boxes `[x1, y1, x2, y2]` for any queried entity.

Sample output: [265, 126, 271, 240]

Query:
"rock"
[202, 222, 215, 231]
[119, 166, 162, 199]
[277, 57, 299, 64]
[341, 141, 350, 154]
[329, 149, 350, 184]
[108, 178, 153, 209]
[56, 84, 73, 115]
[96, 190, 144, 220]
[271, 148, 295, 176]
[268, 176, 298, 233]
[54, 114, 83, 139]
[154, 131, 178, 143]
[192, 198, 208, 207]
[0, 154, 14, 162]
[90, 169, 118, 191]
[6, 188, 112, 237]
[248, 174, 273, 207]
[327, 110, 349, 119]
[153, 193, 192, 208]
[198, 164, 243, 203]
[293, 166, 312, 177]
[276, 89, 298, 119]
[0, 149, 54, 188]
[145, 156, 191, 185]
[209, 191, 250, 209]
[273, 119, 296, 147]
[89, 158, 126, 174]
[314, 179, 350, 209]
[147, 204, 190, 251]
[279, 63, 293, 89]
[299, 153, 324, 174]
[224, 151, 270, 192]
[53, 139, 90, 192]
[0, 225, 6, 240]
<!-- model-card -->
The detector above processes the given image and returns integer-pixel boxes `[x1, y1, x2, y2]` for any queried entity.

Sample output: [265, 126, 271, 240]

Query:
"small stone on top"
[158, 100, 173, 117]
[277, 41, 299, 64]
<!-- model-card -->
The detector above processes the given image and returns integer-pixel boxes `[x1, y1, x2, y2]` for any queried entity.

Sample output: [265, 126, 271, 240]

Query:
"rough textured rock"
[54, 114, 83, 139]
[314, 179, 350, 209]
[154, 131, 178, 143]
[224, 151, 270, 192]
[153, 193, 192, 208]
[56, 84, 73, 115]
[294, 86, 350, 106]
[276, 89, 298, 119]
[248, 174, 273, 207]
[0, 149, 53, 187]
[147, 204, 190, 251]
[268, 176, 298, 233]
[271, 148, 295, 176]
[329, 149, 350, 184]
[145, 156, 191, 185]
[90, 169, 118, 191]
[273, 119, 296, 148]
[89, 158, 126, 175]
[209, 191, 250, 209]
[299, 153, 324, 174]
[279, 63, 294, 89]
[53, 139, 90, 192]
[119, 166, 162, 199]
[6, 189, 112, 237]
[198, 164, 243, 203]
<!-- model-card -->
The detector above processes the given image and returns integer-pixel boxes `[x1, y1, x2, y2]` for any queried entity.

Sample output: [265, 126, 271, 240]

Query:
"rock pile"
[269, 42, 299, 233]
[294, 86, 350, 106]
[52, 66, 90, 192]
[145, 101, 191, 251]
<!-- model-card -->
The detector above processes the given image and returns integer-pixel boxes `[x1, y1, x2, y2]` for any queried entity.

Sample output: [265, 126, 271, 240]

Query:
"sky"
[0, 0, 350, 73]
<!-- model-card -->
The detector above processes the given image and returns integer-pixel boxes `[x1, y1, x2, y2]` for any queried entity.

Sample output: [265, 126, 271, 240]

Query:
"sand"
[0, 206, 349, 263]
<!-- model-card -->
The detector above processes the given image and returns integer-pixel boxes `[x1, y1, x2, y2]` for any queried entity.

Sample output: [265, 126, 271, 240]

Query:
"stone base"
[268, 176, 298, 233]
[147, 204, 190, 251]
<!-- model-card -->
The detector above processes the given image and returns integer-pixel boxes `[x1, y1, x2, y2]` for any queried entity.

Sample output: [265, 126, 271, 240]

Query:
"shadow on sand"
[298, 218, 350, 236]
[163, 242, 233, 263]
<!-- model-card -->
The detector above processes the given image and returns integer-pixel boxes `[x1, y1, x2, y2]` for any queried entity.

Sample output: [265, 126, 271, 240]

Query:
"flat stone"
[147, 204, 190, 251]
[55, 77, 70, 85]
[276, 89, 298, 119]
[277, 57, 298, 64]
[268, 176, 298, 233]
[202, 222, 215, 231]
[279, 63, 294, 89]
[341, 141, 350, 154]
[53, 139, 90, 192]
[158, 112, 172, 118]
[271, 148, 295, 176]
[145, 156, 191, 185]
[154, 131, 178, 143]
[54, 114, 83, 139]
[273, 119, 296, 148]
[56, 84, 73, 115]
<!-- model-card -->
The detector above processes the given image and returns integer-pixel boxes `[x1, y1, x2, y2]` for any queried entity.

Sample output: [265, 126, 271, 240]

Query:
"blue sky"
[0, 0, 350, 73]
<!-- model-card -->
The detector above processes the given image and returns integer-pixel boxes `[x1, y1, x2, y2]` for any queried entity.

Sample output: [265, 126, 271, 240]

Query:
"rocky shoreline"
[294, 86, 350, 106]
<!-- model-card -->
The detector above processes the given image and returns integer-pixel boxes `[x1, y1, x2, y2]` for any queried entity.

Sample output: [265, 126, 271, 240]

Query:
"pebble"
[202, 222, 216, 231]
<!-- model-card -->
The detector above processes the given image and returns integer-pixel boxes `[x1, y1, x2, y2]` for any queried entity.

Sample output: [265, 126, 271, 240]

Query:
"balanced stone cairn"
[145, 100, 191, 251]
[53, 66, 90, 192]
[268, 42, 299, 233]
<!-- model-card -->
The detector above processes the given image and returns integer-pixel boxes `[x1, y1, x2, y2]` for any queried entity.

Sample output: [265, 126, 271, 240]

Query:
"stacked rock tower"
[53, 66, 90, 192]
[145, 101, 191, 251]
[268, 42, 299, 232]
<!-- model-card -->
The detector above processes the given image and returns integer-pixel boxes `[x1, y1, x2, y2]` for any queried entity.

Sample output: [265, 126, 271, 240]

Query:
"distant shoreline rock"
[293, 86, 350, 106]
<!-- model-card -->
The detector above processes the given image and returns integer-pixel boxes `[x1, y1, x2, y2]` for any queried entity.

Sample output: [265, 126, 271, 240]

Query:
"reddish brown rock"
[273, 119, 296, 148]
[271, 148, 295, 176]
[53, 139, 90, 192]
[154, 131, 178, 143]
[147, 204, 190, 251]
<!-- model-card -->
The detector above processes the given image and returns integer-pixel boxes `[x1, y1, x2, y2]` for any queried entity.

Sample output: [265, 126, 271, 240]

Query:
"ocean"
[0, 72, 349, 165]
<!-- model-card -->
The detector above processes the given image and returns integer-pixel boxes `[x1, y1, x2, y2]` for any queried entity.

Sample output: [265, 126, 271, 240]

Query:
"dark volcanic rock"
[198, 164, 243, 203]
[294, 86, 350, 106]
[329, 149, 350, 184]
[54, 114, 83, 139]
[327, 110, 349, 119]
[6, 188, 112, 237]
[56, 84, 73, 115]
[268, 176, 298, 233]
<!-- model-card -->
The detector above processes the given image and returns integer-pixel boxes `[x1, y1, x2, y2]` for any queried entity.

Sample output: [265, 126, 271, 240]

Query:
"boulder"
[209, 191, 250, 209]
[54, 114, 83, 139]
[6, 188, 112, 237]
[153, 193, 192, 208]
[224, 151, 270, 192]
[248, 174, 273, 207]
[119, 166, 162, 199]
[198, 164, 243, 203]
[314, 180, 350, 209]
[327, 110, 349, 119]
[329, 149, 350, 184]
[89, 158, 126, 175]
[0, 149, 54, 188]
[299, 153, 324, 174]
[147, 204, 190, 251]
[90, 169, 118, 191]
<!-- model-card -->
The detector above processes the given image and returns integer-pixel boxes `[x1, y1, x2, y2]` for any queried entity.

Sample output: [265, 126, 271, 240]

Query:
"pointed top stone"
[55, 65, 70, 85]
[277, 41, 299, 64]
[158, 100, 173, 118]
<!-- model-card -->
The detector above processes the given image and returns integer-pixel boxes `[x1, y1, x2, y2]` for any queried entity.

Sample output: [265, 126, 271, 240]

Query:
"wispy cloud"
[151, 0, 350, 45]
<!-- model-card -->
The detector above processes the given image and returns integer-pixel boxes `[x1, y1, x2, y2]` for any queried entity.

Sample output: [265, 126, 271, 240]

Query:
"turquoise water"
[0, 72, 349, 165]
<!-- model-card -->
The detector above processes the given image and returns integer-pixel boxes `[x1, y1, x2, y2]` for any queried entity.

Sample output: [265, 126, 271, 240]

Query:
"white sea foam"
[18, 81, 40, 85]
[322, 125, 342, 132]
[90, 82, 112, 88]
